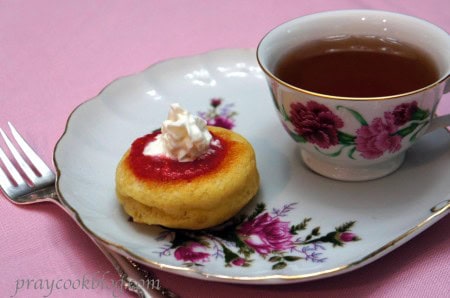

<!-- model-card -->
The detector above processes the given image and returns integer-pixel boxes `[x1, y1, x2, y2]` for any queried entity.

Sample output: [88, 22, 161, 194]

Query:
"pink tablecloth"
[0, 1, 449, 297]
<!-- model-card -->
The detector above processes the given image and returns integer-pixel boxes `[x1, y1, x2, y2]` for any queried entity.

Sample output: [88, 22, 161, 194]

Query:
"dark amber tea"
[274, 35, 439, 97]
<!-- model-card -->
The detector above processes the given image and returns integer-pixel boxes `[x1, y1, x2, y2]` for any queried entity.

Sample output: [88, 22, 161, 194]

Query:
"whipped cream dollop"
[143, 103, 215, 162]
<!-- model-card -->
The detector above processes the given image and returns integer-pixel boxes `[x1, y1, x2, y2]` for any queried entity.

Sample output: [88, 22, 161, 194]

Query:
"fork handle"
[34, 191, 177, 298]
[91, 239, 169, 298]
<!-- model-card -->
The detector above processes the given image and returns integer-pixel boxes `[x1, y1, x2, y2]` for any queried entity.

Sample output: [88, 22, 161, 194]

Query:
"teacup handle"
[445, 75, 450, 94]
[426, 76, 450, 134]
[427, 114, 450, 133]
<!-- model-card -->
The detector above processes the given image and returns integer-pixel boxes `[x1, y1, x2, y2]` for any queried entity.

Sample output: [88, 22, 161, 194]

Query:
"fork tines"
[0, 122, 55, 196]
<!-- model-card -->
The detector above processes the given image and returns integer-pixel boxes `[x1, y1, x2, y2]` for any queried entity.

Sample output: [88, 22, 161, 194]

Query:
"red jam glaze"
[127, 130, 228, 182]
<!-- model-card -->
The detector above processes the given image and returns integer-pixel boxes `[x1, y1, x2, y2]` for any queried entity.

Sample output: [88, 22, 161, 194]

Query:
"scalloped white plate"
[54, 48, 449, 284]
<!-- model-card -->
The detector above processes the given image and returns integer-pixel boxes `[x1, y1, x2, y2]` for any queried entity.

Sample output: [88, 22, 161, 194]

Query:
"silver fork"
[0, 122, 178, 298]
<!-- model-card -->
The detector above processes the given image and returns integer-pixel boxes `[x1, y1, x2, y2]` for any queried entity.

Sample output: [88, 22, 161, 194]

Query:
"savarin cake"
[115, 104, 259, 230]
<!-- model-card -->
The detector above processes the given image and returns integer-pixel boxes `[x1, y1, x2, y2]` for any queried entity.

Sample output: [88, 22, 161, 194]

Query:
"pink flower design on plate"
[231, 258, 246, 266]
[355, 112, 402, 159]
[339, 232, 359, 242]
[174, 242, 210, 263]
[210, 98, 222, 108]
[198, 98, 237, 130]
[237, 212, 294, 255]
[155, 203, 360, 270]
[290, 101, 344, 149]
[206, 115, 234, 130]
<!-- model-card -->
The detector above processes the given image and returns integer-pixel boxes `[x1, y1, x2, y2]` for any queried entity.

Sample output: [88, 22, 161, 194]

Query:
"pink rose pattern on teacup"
[290, 101, 344, 149]
[355, 112, 402, 159]
[281, 100, 430, 159]
[155, 203, 360, 270]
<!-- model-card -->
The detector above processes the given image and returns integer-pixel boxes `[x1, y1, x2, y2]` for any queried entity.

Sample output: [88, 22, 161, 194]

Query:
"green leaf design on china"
[288, 131, 307, 143]
[337, 105, 368, 126]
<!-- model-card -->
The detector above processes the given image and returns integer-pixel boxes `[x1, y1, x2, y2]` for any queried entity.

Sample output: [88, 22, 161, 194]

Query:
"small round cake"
[115, 105, 259, 230]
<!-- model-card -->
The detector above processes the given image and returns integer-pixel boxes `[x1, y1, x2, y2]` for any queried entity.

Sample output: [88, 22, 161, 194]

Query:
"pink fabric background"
[0, 0, 449, 297]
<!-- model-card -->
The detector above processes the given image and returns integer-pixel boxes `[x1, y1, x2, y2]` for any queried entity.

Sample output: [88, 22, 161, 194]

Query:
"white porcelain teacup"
[257, 10, 450, 181]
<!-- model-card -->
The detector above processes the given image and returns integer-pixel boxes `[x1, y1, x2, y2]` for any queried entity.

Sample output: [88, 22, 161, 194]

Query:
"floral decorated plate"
[54, 48, 450, 284]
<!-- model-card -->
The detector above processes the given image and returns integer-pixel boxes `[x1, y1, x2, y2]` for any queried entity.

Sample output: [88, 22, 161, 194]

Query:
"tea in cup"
[257, 10, 450, 181]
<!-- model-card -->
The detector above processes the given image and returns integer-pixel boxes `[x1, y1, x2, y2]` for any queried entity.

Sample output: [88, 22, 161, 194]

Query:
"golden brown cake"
[115, 126, 259, 230]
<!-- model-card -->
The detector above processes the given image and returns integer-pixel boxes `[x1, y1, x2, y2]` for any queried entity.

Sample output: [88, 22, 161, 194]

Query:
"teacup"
[257, 10, 450, 181]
